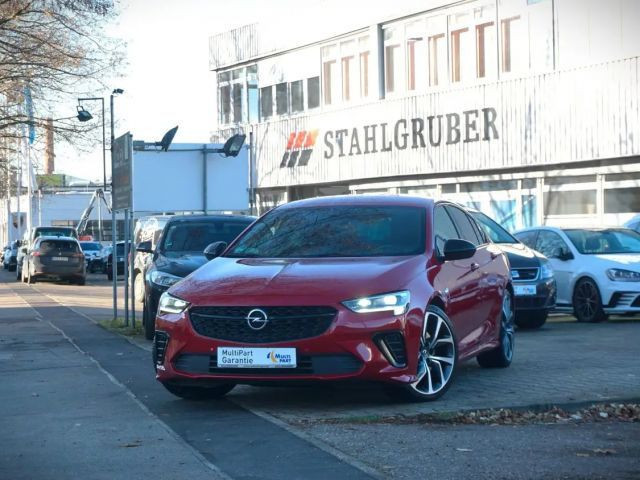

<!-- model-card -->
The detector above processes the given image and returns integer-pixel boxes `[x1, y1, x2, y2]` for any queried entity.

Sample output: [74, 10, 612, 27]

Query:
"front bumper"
[513, 277, 556, 312]
[602, 282, 640, 314]
[154, 306, 422, 386]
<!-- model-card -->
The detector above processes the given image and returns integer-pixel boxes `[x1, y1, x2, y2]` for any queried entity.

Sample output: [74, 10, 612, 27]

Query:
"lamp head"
[76, 106, 93, 122]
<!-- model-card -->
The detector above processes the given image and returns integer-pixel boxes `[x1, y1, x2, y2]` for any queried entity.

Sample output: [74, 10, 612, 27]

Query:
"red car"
[154, 196, 514, 402]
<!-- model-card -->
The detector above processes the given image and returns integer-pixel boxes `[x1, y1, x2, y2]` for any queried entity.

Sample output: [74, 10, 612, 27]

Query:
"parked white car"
[514, 226, 640, 322]
[623, 214, 640, 233]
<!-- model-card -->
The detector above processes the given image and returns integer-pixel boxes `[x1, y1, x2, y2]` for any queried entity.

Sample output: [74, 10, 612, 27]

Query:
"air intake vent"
[153, 331, 169, 366]
[375, 332, 407, 367]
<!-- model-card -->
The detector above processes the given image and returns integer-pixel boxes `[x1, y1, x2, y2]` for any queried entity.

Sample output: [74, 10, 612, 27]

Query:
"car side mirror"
[204, 241, 227, 261]
[552, 247, 573, 261]
[136, 240, 153, 254]
[443, 239, 477, 261]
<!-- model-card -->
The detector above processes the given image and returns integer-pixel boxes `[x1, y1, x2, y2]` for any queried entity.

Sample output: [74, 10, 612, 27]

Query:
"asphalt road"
[1, 269, 639, 479]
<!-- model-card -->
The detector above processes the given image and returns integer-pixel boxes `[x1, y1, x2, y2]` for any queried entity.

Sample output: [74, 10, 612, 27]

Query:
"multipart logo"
[267, 351, 293, 364]
[280, 130, 319, 168]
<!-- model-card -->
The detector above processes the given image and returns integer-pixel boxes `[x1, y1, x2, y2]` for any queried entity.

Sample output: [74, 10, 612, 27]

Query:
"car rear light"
[32, 251, 41, 256]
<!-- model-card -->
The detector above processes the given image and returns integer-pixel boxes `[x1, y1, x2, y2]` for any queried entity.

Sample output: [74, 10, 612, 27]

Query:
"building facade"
[209, 0, 640, 230]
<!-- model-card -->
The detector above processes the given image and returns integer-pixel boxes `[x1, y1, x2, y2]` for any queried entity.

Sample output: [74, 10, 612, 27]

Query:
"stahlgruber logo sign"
[280, 129, 319, 168]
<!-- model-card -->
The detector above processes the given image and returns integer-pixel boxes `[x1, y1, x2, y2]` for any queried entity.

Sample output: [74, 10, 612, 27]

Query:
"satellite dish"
[222, 133, 246, 157]
[156, 126, 179, 151]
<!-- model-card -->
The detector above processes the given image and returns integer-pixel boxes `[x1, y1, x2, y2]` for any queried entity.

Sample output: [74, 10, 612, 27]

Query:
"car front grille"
[511, 268, 539, 281]
[173, 353, 362, 376]
[189, 306, 337, 343]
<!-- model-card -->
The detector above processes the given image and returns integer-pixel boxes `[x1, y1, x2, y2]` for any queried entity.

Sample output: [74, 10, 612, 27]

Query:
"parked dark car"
[3, 241, 19, 271]
[137, 214, 255, 340]
[154, 196, 514, 402]
[132, 215, 171, 305]
[106, 241, 126, 280]
[80, 241, 104, 273]
[17, 226, 79, 280]
[468, 209, 556, 329]
[21, 236, 85, 285]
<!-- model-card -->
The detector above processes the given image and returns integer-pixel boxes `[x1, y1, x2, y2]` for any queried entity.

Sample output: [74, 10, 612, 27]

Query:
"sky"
[56, 0, 303, 180]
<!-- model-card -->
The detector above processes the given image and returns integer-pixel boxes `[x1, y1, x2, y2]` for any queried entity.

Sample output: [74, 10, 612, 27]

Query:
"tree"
[0, 0, 123, 183]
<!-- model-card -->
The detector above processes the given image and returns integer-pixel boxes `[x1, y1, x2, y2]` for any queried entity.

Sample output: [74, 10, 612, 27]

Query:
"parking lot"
[1, 268, 639, 479]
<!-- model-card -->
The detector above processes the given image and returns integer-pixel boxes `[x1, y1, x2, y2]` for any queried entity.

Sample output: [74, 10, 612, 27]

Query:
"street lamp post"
[77, 97, 106, 241]
[110, 88, 123, 321]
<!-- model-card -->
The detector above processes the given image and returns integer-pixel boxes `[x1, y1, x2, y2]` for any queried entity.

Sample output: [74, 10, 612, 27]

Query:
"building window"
[385, 44, 400, 93]
[341, 55, 354, 101]
[260, 86, 273, 119]
[290, 80, 304, 113]
[340, 40, 357, 102]
[359, 36, 370, 98]
[476, 22, 496, 78]
[275, 82, 288, 115]
[428, 34, 446, 86]
[604, 188, 640, 213]
[450, 28, 469, 82]
[247, 65, 258, 123]
[307, 77, 320, 109]
[544, 191, 597, 215]
[321, 45, 338, 105]
[232, 83, 243, 123]
[501, 16, 521, 73]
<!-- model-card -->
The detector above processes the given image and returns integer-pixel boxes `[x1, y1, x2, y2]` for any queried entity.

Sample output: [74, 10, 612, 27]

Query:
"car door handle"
[470, 262, 479, 271]
[490, 252, 499, 259]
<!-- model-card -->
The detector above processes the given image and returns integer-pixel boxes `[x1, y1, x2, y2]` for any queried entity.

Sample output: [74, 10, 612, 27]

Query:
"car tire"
[477, 290, 515, 368]
[573, 278, 607, 323]
[515, 311, 548, 330]
[76, 277, 86, 286]
[386, 304, 458, 402]
[143, 301, 155, 340]
[16, 265, 22, 281]
[161, 382, 235, 400]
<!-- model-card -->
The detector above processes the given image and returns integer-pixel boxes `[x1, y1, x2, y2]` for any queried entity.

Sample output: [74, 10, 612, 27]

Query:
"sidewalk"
[0, 282, 222, 480]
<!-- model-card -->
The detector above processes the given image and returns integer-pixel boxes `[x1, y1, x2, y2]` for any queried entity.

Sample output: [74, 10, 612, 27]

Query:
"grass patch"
[99, 317, 144, 337]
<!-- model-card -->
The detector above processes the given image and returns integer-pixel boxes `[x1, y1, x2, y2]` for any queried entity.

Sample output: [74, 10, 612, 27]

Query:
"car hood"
[587, 253, 640, 267]
[494, 242, 542, 268]
[170, 256, 424, 305]
[154, 252, 209, 278]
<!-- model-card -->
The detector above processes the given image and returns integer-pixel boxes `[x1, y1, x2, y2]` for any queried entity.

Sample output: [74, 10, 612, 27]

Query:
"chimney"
[45, 118, 54, 174]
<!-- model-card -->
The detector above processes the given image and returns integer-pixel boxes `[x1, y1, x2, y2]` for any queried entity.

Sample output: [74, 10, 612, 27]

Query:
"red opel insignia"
[154, 196, 514, 402]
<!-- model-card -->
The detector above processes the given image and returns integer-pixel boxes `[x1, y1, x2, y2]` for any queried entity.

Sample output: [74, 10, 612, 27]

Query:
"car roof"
[281, 194, 435, 209]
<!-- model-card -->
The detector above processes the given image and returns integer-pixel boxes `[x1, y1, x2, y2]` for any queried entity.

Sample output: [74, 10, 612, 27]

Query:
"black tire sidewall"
[573, 278, 605, 322]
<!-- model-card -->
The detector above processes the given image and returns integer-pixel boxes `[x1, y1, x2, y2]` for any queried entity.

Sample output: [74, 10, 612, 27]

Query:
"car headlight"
[606, 268, 640, 282]
[157, 292, 190, 315]
[540, 260, 554, 280]
[342, 291, 410, 315]
[150, 270, 182, 287]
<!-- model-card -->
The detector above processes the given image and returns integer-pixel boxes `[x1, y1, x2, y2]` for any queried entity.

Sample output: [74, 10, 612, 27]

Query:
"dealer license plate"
[52, 256, 68, 262]
[217, 347, 296, 368]
[514, 285, 537, 296]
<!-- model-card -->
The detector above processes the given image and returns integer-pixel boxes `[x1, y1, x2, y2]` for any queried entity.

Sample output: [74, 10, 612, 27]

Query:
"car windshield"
[80, 242, 102, 251]
[470, 211, 518, 244]
[226, 206, 426, 258]
[39, 240, 79, 254]
[161, 220, 252, 253]
[564, 228, 640, 254]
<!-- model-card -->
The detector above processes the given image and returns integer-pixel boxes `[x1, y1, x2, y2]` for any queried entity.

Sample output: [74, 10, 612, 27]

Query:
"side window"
[468, 214, 488, 244]
[445, 206, 481, 245]
[535, 231, 568, 258]
[514, 230, 538, 249]
[433, 206, 459, 255]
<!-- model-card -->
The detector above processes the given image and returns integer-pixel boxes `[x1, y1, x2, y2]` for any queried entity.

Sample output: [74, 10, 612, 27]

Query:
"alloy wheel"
[575, 281, 597, 320]
[501, 291, 515, 361]
[410, 311, 456, 395]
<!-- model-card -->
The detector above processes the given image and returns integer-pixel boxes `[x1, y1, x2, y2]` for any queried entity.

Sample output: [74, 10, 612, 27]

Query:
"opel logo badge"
[246, 308, 269, 331]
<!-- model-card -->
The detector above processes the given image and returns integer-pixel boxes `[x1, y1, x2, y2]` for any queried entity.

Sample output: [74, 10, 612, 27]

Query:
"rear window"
[34, 228, 77, 239]
[161, 220, 252, 253]
[80, 242, 102, 251]
[40, 240, 79, 254]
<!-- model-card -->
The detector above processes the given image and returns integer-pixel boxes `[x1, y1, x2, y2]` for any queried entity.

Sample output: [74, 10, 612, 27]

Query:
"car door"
[534, 230, 574, 306]
[431, 205, 484, 354]
[445, 205, 502, 350]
